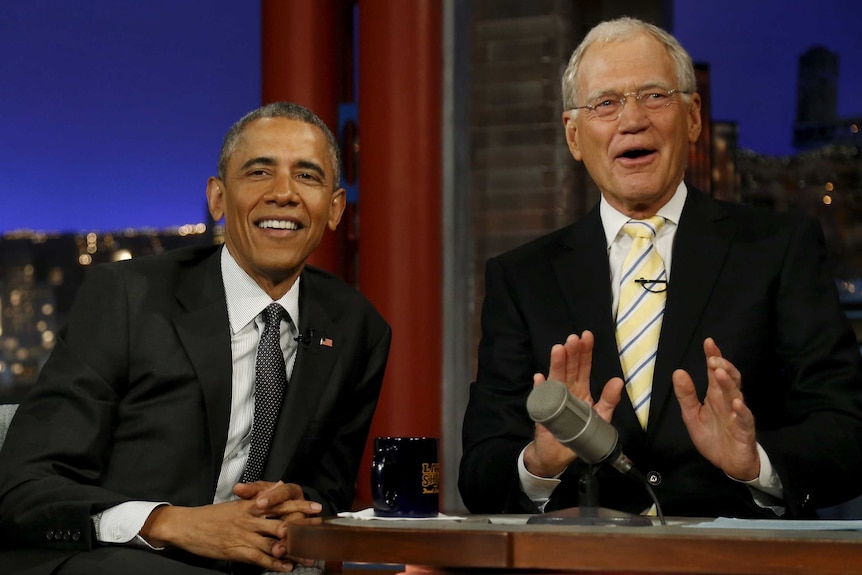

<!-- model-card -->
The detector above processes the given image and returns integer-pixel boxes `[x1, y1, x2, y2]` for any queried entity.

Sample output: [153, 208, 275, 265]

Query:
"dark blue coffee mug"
[371, 436, 440, 517]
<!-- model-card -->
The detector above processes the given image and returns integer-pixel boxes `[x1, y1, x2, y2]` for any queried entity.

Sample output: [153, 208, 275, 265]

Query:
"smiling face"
[563, 33, 702, 219]
[206, 117, 346, 298]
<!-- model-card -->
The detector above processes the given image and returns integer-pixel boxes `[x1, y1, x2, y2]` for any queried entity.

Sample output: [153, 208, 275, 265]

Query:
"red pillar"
[356, 0, 443, 508]
[260, 0, 350, 276]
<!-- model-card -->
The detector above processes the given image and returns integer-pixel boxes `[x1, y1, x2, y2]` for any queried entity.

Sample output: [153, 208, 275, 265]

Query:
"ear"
[687, 92, 703, 144]
[206, 177, 225, 222]
[327, 188, 347, 231]
[563, 112, 583, 161]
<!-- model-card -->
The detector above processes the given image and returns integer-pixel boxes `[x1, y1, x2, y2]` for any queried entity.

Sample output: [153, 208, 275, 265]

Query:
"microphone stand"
[527, 464, 665, 527]
[577, 465, 601, 516]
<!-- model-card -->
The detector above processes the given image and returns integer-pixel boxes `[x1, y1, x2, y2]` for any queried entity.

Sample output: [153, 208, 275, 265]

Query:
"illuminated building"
[0, 225, 218, 400]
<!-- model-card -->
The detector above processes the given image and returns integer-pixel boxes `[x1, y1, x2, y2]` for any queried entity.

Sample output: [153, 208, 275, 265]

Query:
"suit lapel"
[172, 249, 233, 485]
[648, 190, 735, 429]
[550, 210, 633, 413]
[264, 271, 340, 479]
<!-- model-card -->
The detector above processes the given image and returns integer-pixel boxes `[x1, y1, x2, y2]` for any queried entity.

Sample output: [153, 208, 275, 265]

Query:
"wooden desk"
[286, 516, 862, 575]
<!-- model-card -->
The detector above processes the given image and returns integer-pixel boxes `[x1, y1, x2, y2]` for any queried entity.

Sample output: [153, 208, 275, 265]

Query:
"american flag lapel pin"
[319, 336, 333, 348]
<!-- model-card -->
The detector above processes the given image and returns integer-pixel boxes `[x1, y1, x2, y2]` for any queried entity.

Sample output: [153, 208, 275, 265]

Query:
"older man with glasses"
[460, 16, 862, 520]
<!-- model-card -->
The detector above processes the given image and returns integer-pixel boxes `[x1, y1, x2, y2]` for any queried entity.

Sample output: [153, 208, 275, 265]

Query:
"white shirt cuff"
[92, 501, 169, 548]
[517, 443, 564, 510]
[734, 443, 785, 514]
[736, 443, 784, 497]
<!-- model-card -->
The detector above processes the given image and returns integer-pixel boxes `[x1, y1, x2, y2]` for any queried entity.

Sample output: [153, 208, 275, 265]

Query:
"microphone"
[526, 380, 634, 475]
[294, 328, 314, 349]
[526, 380, 666, 525]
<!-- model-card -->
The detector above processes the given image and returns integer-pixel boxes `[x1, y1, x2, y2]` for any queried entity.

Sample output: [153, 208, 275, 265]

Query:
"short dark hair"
[217, 102, 342, 189]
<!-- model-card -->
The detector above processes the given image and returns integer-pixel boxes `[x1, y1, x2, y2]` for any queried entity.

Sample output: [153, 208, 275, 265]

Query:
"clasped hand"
[524, 332, 760, 482]
[140, 480, 322, 572]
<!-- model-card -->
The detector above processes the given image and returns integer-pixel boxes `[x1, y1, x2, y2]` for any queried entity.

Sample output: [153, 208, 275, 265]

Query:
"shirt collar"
[220, 245, 301, 335]
[600, 181, 687, 249]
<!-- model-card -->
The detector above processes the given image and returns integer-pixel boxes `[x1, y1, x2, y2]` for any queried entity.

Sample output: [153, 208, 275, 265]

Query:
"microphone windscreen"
[526, 380, 618, 465]
[526, 380, 570, 423]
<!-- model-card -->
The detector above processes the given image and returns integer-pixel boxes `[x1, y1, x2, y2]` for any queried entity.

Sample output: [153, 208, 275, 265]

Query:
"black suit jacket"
[0, 245, 391, 571]
[460, 188, 862, 518]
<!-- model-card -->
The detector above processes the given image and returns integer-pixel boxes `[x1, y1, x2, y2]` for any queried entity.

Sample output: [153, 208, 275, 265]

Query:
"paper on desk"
[338, 508, 466, 521]
[263, 563, 323, 575]
[687, 517, 862, 531]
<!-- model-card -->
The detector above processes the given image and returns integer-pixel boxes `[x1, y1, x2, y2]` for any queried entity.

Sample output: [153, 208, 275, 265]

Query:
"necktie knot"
[263, 302, 287, 328]
[623, 216, 665, 240]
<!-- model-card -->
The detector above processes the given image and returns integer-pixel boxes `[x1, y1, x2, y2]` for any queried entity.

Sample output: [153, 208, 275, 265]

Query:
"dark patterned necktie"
[241, 303, 288, 483]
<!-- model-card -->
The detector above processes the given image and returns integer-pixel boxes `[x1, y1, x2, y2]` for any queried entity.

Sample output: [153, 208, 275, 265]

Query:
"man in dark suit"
[0, 102, 391, 574]
[460, 17, 862, 519]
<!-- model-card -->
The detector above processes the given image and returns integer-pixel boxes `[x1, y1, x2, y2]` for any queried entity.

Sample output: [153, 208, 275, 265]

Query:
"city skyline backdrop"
[675, 0, 861, 156]
[1, 0, 860, 233]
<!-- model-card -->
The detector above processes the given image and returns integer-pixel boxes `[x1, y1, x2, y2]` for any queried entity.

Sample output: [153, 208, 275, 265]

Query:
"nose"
[270, 174, 299, 204]
[616, 93, 649, 131]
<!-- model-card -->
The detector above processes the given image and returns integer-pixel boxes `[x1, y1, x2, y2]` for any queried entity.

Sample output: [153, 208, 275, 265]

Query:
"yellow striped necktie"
[616, 216, 667, 429]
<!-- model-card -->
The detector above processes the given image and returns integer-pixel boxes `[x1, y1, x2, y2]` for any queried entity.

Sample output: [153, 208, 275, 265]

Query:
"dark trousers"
[55, 547, 264, 575]
[1, 547, 267, 575]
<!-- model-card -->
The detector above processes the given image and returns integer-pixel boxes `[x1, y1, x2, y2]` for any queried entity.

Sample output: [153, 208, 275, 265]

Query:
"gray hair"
[561, 17, 697, 110]
[217, 101, 342, 189]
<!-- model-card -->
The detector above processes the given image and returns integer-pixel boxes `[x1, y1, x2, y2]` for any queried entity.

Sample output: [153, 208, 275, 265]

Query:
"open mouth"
[619, 148, 655, 160]
[257, 219, 300, 231]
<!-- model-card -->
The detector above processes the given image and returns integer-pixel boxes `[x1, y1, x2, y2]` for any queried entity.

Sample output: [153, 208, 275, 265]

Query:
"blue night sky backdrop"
[2, 0, 860, 233]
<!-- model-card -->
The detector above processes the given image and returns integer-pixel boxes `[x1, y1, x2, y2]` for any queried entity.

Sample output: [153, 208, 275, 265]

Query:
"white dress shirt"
[93, 245, 301, 545]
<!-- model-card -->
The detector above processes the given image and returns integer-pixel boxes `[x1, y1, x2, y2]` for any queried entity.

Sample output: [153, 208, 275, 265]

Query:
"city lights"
[0, 225, 219, 398]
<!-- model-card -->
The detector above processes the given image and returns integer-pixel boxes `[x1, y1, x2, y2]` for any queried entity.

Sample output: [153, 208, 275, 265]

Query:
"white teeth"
[258, 219, 298, 230]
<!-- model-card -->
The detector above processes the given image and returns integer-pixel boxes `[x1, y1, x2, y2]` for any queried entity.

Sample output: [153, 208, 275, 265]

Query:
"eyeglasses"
[634, 277, 668, 293]
[571, 87, 691, 121]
